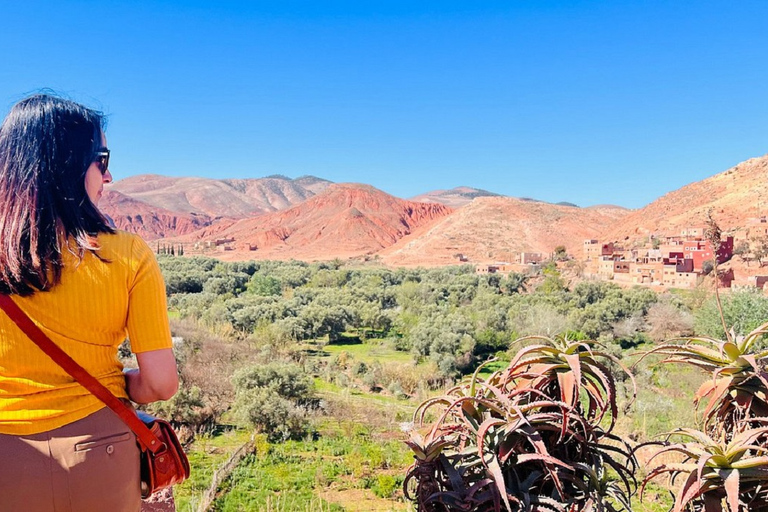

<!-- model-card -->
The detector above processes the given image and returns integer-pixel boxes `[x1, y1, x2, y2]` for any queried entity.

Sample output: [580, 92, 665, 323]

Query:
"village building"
[681, 237, 734, 271]
[747, 217, 768, 237]
[583, 240, 599, 260]
[520, 252, 544, 265]
[748, 275, 768, 290]
[680, 227, 705, 238]
[719, 268, 735, 288]
[476, 262, 514, 275]
[583, 240, 614, 261]
[597, 258, 615, 279]
[214, 237, 235, 246]
[631, 260, 664, 285]
[658, 240, 685, 257]
[613, 260, 631, 274]
[662, 264, 698, 288]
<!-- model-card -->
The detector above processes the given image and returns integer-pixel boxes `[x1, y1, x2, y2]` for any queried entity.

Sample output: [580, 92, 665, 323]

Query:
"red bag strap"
[0, 294, 165, 454]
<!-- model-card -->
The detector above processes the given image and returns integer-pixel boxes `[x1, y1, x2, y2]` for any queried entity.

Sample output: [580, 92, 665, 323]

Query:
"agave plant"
[403, 338, 638, 512]
[636, 321, 768, 435]
[640, 425, 768, 512]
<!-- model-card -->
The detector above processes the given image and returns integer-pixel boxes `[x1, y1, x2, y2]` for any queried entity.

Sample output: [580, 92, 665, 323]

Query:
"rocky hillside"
[102, 174, 332, 239]
[379, 197, 630, 267]
[108, 174, 332, 216]
[98, 153, 768, 265]
[601, 154, 768, 243]
[100, 190, 214, 239]
[171, 183, 453, 260]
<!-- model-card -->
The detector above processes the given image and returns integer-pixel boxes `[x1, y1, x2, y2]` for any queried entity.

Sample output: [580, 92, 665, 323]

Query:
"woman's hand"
[124, 348, 179, 404]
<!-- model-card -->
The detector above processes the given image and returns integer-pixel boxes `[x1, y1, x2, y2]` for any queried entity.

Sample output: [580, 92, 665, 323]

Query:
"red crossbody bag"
[0, 294, 190, 498]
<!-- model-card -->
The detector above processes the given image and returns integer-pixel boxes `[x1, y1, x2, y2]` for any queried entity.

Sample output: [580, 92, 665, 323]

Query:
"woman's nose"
[103, 169, 113, 183]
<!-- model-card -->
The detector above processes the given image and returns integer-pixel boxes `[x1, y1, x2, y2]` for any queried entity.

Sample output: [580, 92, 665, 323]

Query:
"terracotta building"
[631, 261, 664, 285]
[520, 252, 544, 264]
[583, 240, 615, 260]
[682, 237, 734, 271]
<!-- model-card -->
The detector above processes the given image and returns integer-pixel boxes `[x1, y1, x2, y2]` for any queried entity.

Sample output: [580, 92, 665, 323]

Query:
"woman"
[0, 94, 178, 511]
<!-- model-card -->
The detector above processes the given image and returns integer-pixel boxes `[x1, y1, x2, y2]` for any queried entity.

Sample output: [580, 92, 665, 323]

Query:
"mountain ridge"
[98, 154, 768, 264]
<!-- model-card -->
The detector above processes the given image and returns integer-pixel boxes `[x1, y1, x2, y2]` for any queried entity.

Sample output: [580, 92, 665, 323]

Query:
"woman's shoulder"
[96, 230, 155, 258]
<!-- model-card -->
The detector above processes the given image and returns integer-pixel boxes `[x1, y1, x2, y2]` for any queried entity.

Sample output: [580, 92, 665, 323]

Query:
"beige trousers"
[0, 407, 141, 512]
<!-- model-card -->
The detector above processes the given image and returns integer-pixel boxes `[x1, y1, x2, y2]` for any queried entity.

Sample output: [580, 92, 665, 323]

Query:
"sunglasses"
[93, 148, 110, 175]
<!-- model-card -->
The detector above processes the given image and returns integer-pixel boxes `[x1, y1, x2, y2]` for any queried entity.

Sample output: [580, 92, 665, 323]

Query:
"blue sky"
[1, 1, 767, 208]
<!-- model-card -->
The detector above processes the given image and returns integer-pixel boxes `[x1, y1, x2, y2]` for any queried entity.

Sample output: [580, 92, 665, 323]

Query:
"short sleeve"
[126, 236, 173, 353]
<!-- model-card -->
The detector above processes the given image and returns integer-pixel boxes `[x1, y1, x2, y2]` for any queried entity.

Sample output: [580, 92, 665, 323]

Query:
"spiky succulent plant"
[641, 425, 768, 512]
[404, 337, 637, 512]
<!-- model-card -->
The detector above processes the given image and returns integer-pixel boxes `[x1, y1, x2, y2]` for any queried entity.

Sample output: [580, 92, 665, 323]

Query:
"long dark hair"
[0, 93, 115, 295]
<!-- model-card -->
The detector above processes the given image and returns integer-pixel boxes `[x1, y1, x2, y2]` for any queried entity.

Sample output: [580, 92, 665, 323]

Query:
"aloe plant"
[502, 335, 637, 430]
[403, 429, 457, 512]
[640, 425, 768, 512]
[404, 338, 637, 512]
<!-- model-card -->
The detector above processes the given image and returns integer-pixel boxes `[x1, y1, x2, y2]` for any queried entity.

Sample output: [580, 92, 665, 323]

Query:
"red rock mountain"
[379, 197, 629, 267]
[601, 154, 768, 243]
[101, 174, 332, 239]
[100, 190, 213, 239]
[170, 184, 453, 261]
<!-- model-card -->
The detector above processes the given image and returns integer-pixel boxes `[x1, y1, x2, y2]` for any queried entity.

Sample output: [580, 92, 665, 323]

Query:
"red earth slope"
[172, 183, 453, 260]
[601, 154, 768, 243]
[379, 197, 630, 267]
[100, 190, 214, 240]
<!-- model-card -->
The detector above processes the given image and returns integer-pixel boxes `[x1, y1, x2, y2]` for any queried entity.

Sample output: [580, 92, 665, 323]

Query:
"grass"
[175, 341, 419, 512]
[173, 429, 254, 511]
[322, 337, 414, 365]
[215, 441, 412, 511]
[616, 345, 706, 441]
[475, 359, 509, 377]
[175, 421, 415, 511]
[314, 378, 416, 410]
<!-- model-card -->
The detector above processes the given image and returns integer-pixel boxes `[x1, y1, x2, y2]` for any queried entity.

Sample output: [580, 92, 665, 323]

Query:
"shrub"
[231, 361, 316, 441]
[232, 387, 311, 442]
[166, 318, 260, 430]
[247, 274, 282, 296]
[146, 385, 209, 429]
[372, 474, 399, 498]
[386, 380, 408, 400]
[232, 361, 314, 402]
[694, 287, 768, 340]
[510, 303, 569, 338]
[645, 300, 693, 341]
[164, 270, 206, 294]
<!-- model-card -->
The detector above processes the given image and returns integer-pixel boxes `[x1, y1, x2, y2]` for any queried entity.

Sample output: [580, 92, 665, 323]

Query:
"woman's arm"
[124, 348, 179, 404]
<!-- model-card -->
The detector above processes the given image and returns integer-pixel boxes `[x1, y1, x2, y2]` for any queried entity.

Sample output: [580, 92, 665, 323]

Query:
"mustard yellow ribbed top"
[0, 231, 172, 435]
